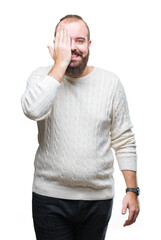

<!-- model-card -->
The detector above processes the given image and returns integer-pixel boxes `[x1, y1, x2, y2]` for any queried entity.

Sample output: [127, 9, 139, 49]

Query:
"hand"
[47, 27, 71, 67]
[121, 193, 140, 227]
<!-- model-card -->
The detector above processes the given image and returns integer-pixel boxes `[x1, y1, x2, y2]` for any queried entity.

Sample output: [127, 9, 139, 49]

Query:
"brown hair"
[54, 14, 90, 41]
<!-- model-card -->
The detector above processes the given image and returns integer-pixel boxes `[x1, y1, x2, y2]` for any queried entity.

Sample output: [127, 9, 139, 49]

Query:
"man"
[21, 14, 140, 240]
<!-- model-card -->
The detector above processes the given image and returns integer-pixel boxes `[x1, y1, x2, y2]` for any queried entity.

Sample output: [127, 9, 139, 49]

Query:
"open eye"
[77, 39, 85, 44]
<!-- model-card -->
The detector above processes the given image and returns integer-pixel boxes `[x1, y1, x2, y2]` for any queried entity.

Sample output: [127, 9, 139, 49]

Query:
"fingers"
[122, 201, 127, 215]
[122, 194, 128, 215]
[60, 29, 70, 47]
[122, 194, 140, 227]
[47, 45, 54, 58]
[62, 28, 66, 44]
[123, 206, 140, 227]
[55, 25, 64, 47]
[59, 28, 64, 43]
[55, 28, 71, 55]
[123, 209, 135, 227]
[55, 29, 60, 47]
[66, 30, 71, 48]
[55, 26, 70, 45]
[50, 25, 71, 65]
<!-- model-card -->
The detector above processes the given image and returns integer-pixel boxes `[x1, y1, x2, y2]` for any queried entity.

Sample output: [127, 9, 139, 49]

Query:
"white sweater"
[21, 65, 137, 200]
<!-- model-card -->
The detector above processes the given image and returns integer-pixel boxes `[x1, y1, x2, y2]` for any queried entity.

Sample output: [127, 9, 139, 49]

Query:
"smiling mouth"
[71, 54, 81, 59]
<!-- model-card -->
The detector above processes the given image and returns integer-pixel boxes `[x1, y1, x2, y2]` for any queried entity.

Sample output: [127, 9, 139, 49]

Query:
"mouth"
[71, 54, 80, 57]
[71, 54, 81, 60]
[71, 50, 82, 58]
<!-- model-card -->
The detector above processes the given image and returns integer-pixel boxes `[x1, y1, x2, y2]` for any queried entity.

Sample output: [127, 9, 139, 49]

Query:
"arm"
[110, 78, 140, 227]
[21, 68, 62, 121]
[21, 28, 71, 121]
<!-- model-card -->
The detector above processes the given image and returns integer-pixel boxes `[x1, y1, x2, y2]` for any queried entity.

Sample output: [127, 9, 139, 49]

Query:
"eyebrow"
[75, 37, 86, 40]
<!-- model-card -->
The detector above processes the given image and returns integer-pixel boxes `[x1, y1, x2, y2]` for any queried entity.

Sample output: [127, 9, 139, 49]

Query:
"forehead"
[58, 20, 88, 39]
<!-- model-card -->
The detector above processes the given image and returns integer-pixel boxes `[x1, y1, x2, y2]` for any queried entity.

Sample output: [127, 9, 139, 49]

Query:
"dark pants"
[32, 192, 113, 240]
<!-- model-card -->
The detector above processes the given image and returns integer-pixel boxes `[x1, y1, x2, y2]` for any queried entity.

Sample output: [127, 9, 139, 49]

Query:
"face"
[56, 20, 91, 77]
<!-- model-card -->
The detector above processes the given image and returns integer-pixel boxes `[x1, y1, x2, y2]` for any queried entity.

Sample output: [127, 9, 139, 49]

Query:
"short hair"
[54, 14, 90, 41]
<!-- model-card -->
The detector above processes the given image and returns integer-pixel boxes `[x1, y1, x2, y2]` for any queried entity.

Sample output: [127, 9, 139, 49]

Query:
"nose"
[71, 39, 77, 51]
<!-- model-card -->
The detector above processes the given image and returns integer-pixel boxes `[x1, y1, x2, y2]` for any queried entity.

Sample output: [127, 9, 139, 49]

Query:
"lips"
[71, 51, 82, 58]
[71, 54, 81, 59]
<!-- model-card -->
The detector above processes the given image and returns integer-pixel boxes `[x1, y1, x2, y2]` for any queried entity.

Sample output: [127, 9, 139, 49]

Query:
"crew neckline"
[64, 66, 96, 83]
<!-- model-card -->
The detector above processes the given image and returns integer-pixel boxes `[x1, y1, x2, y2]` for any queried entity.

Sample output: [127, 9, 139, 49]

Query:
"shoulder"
[26, 65, 53, 87]
[29, 64, 53, 77]
[95, 66, 119, 81]
[94, 66, 120, 88]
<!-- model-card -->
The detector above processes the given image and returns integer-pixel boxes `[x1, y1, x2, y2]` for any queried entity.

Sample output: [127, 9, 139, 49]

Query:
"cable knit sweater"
[21, 65, 137, 200]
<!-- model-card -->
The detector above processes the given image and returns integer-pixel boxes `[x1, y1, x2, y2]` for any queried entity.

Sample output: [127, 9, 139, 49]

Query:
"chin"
[65, 52, 89, 77]
[69, 60, 81, 67]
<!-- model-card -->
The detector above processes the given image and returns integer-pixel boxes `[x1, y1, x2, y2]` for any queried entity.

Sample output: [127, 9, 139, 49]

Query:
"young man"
[21, 14, 140, 240]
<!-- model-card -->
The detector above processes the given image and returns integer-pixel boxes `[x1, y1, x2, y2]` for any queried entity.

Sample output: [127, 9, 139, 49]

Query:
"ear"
[88, 40, 92, 49]
[53, 39, 55, 44]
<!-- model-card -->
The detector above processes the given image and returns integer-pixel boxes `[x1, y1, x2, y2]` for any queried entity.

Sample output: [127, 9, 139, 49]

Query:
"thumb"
[122, 198, 128, 215]
[47, 45, 54, 58]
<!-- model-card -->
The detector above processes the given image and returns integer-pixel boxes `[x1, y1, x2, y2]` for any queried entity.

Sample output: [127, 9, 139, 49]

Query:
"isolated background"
[0, 0, 160, 239]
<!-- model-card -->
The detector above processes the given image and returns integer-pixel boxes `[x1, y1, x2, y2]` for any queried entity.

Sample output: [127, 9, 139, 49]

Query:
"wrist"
[48, 62, 68, 83]
[126, 187, 140, 196]
[55, 60, 69, 69]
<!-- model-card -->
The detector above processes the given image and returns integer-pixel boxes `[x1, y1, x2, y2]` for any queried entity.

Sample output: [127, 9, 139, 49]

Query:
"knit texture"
[21, 65, 137, 200]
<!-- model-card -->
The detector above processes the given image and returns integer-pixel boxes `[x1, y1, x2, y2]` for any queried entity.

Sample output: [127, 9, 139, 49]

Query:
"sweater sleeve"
[110, 78, 137, 171]
[21, 67, 61, 121]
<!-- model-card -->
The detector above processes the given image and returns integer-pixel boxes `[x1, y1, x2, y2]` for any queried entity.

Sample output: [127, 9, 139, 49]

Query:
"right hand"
[47, 27, 71, 67]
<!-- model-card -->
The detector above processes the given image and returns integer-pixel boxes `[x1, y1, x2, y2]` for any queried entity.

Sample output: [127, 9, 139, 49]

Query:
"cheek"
[78, 45, 88, 54]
